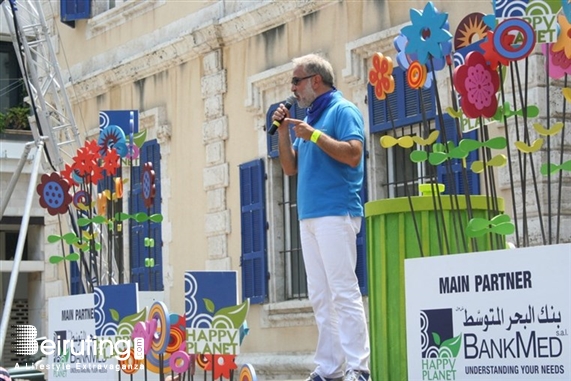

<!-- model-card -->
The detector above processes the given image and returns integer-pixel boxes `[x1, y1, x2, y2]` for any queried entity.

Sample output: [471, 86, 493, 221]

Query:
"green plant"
[0, 105, 31, 132]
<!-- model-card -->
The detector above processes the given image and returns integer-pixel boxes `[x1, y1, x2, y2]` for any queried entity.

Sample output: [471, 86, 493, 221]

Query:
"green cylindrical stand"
[365, 195, 504, 381]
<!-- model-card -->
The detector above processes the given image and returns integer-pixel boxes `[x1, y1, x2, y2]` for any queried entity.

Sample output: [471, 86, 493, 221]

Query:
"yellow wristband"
[310, 130, 322, 143]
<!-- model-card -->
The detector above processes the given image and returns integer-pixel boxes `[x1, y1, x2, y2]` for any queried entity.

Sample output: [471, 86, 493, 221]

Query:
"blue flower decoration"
[394, 30, 450, 89]
[401, 1, 453, 65]
[98, 124, 128, 157]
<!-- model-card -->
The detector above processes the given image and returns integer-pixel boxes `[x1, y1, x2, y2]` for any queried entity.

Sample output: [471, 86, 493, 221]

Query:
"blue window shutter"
[355, 151, 368, 295]
[369, 67, 435, 133]
[267, 104, 280, 158]
[61, 0, 91, 22]
[436, 115, 480, 195]
[70, 259, 84, 295]
[129, 140, 163, 291]
[239, 159, 268, 304]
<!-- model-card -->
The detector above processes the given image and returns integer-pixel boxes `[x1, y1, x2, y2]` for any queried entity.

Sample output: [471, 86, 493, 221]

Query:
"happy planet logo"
[420, 309, 462, 381]
[494, 0, 561, 43]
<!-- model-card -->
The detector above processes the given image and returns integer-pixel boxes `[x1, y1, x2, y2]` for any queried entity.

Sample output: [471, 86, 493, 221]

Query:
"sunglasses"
[291, 74, 316, 86]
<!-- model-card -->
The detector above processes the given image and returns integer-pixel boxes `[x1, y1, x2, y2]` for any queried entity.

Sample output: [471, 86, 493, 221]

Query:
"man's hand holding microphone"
[269, 96, 296, 135]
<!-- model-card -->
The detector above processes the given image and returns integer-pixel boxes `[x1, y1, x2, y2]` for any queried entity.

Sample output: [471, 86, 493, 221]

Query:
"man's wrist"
[310, 130, 322, 143]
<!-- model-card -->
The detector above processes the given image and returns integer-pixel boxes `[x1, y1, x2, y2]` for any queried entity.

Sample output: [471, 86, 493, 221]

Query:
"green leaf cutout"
[441, 334, 462, 357]
[47, 235, 62, 243]
[410, 150, 428, 163]
[119, 308, 147, 327]
[432, 332, 441, 346]
[458, 139, 481, 153]
[135, 212, 149, 223]
[448, 147, 468, 159]
[49, 256, 65, 264]
[110, 308, 120, 322]
[491, 222, 515, 235]
[213, 299, 250, 329]
[150, 214, 164, 223]
[92, 215, 107, 224]
[116, 212, 131, 221]
[204, 298, 215, 314]
[485, 136, 507, 150]
[78, 218, 91, 227]
[67, 252, 80, 261]
[63, 232, 80, 244]
[428, 152, 448, 166]
[133, 130, 147, 148]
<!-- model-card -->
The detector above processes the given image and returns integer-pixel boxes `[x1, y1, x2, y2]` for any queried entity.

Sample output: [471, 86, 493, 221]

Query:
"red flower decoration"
[453, 51, 499, 119]
[36, 173, 72, 215]
[201, 354, 237, 379]
[101, 147, 121, 176]
[60, 163, 80, 187]
[368, 53, 395, 100]
[480, 30, 511, 70]
[72, 139, 104, 184]
[142, 162, 156, 209]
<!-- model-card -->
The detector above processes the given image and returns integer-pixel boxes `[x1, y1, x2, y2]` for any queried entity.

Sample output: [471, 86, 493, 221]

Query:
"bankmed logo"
[420, 309, 462, 381]
[13, 324, 144, 361]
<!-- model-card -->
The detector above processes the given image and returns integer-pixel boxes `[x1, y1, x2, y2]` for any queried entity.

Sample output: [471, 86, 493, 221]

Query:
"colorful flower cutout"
[201, 354, 237, 380]
[552, 14, 571, 59]
[401, 2, 452, 65]
[480, 30, 511, 70]
[453, 51, 500, 119]
[543, 43, 571, 79]
[99, 124, 128, 157]
[36, 173, 72, 215]
[453, 12, 490, 51]
[368, 53, 395, 100]
[407, 61, 427, 89]
[72, 139, 104, 185]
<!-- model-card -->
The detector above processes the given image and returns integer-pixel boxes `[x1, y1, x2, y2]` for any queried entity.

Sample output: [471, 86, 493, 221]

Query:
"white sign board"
[405, 244, 571, 380]
[47, 294, 114, 380]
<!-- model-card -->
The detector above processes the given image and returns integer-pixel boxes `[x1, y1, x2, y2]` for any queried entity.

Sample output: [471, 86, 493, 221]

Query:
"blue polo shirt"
[293, 91, 364, 220]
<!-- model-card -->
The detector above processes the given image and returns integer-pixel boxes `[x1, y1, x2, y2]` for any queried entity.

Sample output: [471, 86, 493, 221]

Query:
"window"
[0, 42, 24, 115]
[240, 102, 368, 305]
[369, 67, 480, 196]
[266, 102, 308, 300]
[0, 230, 28, 260]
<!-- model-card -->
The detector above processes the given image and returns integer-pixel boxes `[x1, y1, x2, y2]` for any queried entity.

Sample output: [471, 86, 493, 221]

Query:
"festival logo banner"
[493, 0, 562, 43]
[184, 271, 249, 357]
[94, 283, 139, 336]
[405, 244, 570, 380]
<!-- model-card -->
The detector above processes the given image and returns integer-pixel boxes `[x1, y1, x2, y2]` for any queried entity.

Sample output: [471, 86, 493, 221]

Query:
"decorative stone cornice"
[342, 23, 409, 86]
[64, 1, 339, 103]
[245, 63, 293, 115]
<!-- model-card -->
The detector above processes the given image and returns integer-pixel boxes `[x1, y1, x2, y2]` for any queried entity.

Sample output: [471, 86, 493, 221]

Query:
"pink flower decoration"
[453, 51, 499, 119]
[542, 43, 571, 79]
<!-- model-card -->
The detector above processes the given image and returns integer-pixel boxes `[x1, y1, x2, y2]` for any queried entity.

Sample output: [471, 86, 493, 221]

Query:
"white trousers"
[300, 215, 370, 379]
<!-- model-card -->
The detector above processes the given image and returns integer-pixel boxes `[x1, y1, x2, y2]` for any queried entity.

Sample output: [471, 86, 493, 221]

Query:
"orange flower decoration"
[407, 61, 427, 89]
[368, 52, 395, 100]
[114, 177, 123, 199]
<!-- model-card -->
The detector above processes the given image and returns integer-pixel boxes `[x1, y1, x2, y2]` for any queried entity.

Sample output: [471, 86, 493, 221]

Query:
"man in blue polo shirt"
[272, 53, 370, 381]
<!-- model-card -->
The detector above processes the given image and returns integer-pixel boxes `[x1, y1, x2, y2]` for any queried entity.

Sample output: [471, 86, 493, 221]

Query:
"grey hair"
[292, 53, 335, 87]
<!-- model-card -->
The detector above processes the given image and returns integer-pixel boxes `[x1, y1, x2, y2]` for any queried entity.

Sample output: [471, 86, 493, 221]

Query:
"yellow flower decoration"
[553, 14, 571, 59]
[369, 52, 395, 100]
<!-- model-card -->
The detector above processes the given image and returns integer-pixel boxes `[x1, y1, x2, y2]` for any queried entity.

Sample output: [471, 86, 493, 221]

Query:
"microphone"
[268, 96, 297, 135]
